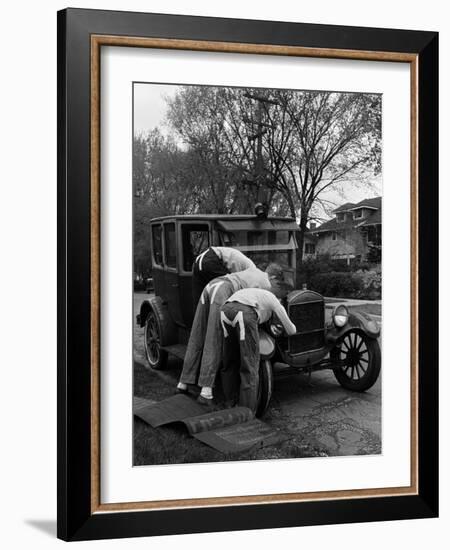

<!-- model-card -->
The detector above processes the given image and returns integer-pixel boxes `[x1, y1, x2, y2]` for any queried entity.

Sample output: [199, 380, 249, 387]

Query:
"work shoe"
[197, 395, 215, 407]
[175, 382, 189, 395]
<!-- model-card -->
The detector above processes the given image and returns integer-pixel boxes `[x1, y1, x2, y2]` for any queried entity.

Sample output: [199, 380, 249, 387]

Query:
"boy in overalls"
[220, 288, 296, 412]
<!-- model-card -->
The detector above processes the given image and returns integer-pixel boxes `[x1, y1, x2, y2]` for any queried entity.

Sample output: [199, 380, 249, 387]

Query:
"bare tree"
[257, 90, 381, 261]
[133, 130, 203, 275]
[166, 87, 244, 213]
[141, 86, 381, 265]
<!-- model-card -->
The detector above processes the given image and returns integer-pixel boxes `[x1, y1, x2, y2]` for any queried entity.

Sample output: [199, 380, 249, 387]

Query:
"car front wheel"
[255, 359, 274, 417]
[331, 330, 381, 392]
[144, 309, 168, 370]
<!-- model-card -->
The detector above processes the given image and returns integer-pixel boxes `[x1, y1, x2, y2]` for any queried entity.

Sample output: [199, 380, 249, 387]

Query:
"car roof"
[150, 214, 296, 223]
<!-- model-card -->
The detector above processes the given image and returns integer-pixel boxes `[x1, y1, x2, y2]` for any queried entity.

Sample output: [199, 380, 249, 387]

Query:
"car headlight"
[269, 322, 284, 337]
[333, 305, 349, 328]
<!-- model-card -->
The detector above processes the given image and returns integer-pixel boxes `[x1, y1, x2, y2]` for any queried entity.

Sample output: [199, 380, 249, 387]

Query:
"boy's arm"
[237, 249, 256, 269]
[271, 297, 297, 336]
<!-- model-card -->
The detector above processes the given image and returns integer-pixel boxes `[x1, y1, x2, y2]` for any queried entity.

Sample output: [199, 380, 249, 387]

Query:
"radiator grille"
[289, 301, 323, 332]
[289, 331, 324, 354]
[288, 300, 324, 354]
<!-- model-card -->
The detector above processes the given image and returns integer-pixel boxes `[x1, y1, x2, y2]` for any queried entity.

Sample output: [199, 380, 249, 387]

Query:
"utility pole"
[242, 92, 279, 206]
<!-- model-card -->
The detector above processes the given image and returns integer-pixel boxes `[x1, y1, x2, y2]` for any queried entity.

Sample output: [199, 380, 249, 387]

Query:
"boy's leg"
[219, 303, 241, 405]
[178, 290, 210, 386]
[191, 264, 206, 311]
[238, 308, 260, 412]
[197, 280, 234, 389]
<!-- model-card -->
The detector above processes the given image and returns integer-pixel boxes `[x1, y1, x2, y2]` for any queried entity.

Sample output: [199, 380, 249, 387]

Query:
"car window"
[151, 225, 163, 266]
[181, 224, 210, 271]
[220, 230, 290, 246]
[164, 223, 177, 268]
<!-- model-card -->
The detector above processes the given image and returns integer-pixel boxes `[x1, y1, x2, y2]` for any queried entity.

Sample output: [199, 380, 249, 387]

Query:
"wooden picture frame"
[57, 8, 438, 541]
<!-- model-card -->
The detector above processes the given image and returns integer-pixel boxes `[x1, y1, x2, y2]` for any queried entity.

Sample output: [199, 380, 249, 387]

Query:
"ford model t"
[136, 212, 381, 416]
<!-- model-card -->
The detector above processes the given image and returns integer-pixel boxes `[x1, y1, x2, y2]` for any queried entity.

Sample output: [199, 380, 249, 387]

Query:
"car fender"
[259, 330, 276, 359]
[136, 296, 177, 346]
[136, 299, 153, 328]
[326, 311, 380, 345]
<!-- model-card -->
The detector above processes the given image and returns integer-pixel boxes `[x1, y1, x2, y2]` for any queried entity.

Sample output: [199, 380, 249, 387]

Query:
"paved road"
[133, 292, 381, 458]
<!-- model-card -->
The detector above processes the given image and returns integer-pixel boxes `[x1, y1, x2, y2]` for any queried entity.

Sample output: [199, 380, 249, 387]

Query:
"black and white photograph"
[0, 0, 443, 545]
[133, 82, 383, 466]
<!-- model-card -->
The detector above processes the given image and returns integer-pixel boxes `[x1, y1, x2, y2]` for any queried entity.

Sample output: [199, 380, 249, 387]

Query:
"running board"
[273, 359, 345, 377]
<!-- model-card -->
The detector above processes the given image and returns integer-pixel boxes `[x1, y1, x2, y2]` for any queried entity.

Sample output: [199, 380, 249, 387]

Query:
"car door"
[150, 223, 165, 299]
[162, 222, 184, 327]
[179, 222, 211, 326]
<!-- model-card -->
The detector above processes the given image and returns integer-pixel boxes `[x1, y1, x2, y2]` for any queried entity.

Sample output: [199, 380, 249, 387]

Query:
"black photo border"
[57, 8, 438, 541]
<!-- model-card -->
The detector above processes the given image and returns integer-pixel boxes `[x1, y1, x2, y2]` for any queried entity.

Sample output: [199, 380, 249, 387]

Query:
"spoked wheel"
[331, 330, 381, 392]
[144, 309, 168, 370]
[255, 359, 274, 418]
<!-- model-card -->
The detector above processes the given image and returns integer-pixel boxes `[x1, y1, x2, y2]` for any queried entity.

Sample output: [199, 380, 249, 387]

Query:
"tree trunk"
[297, 216, 308, 266]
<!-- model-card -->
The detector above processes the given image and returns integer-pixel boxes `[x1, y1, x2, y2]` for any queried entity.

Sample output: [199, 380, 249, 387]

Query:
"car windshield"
[218, 230, 297, 290]
[246, 251, 295, 289]
[244, 250, 290, 271]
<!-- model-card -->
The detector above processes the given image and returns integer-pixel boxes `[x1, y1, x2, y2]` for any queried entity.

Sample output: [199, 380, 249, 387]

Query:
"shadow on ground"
[25, 519, 56, 538]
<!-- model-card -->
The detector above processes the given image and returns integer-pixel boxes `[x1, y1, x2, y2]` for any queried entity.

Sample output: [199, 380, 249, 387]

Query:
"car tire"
[144, 309, 168, 370]
[255, 359, 274, 418]
[331, 330, 381, 392]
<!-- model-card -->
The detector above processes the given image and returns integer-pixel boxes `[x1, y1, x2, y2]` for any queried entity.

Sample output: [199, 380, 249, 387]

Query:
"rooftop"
[312, 196, 382, 234]
[333, 202, 356, 213]
[359, 207, 382, 226]
[332, 196, 381, 213]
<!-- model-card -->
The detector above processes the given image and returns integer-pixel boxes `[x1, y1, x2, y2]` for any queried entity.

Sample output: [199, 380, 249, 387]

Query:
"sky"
[133, 83, 179, 135]
[133, 82, 382, 218]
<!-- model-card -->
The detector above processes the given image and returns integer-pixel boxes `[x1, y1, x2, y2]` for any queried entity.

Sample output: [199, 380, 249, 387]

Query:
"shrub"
[355, 269, 382, 300]
[367, 243, 382, 264]
[297, 254, 381, 299]
[300, 254, 351, 278]
[306, 270, 381, 299]
[308, 272, 359, 297]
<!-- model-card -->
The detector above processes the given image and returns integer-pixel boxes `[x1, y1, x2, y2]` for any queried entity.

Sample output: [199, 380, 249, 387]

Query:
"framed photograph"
[57, 8, 438, 541]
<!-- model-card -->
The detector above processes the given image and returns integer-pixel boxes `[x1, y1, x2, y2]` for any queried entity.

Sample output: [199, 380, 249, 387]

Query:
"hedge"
[301, 270, 381, 300]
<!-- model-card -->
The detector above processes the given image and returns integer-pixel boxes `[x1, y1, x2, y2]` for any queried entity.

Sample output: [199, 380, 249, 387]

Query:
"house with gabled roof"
[306, 196, 382, 263]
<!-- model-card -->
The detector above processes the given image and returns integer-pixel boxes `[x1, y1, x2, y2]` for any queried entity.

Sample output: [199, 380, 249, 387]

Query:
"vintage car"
[136, 212, 381, 417]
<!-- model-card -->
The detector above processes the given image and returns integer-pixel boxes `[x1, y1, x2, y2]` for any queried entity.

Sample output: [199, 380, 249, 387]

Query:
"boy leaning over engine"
[220, 288, 296, 412]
